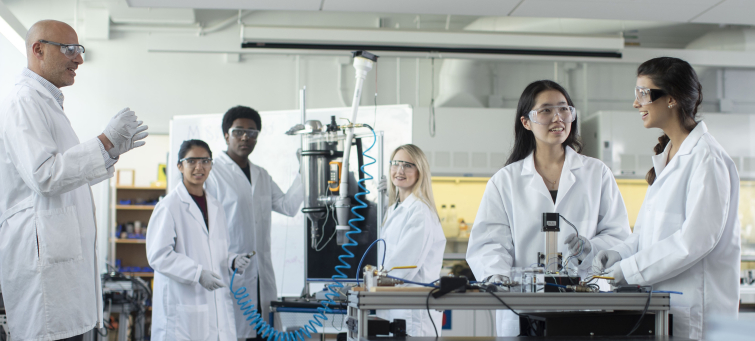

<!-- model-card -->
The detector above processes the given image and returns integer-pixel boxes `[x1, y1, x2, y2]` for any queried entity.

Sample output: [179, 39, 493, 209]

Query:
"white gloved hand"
[485, 274, 511, 285]
[564, 234, 592, 262]
[103, 108, 149, 158]
[233, 253, 254, 275]
[606, 263, 626, 286]
[377, 175, 387, 195]
[198, 269, 226, 291]
[592, 250, 622, 273]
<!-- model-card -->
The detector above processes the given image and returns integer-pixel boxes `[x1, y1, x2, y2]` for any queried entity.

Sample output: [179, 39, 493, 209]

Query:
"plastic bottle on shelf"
[440, 205, 452, 237]
[458, 218, 469, 239]
[446, 205, 459, 238]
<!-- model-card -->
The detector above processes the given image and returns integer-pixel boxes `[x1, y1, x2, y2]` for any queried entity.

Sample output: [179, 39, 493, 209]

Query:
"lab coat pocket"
[652, 211, 683, 243]
[35, 206, 83, 266]
[175, 304, 210, 341]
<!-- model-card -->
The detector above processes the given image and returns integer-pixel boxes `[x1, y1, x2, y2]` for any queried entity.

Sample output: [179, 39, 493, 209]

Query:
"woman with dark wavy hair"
[593, 57, 741, 339]
[467, 80, 630, 336]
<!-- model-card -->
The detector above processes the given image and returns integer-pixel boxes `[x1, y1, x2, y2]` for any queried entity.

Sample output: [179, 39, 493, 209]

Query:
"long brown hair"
[637, 57, 702, 185]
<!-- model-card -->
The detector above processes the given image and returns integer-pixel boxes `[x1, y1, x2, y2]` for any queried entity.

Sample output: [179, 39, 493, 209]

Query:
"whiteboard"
[168, 105, 412, 296]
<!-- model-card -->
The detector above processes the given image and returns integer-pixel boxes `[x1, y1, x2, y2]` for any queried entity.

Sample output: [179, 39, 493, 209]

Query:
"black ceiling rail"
[241, 42, 622, 58]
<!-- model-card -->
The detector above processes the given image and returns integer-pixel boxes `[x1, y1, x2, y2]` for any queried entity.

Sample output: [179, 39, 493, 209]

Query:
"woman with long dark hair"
[593, 57, 741, 339]
[147, 140, 253, 341]
[467, 80, 631, 336]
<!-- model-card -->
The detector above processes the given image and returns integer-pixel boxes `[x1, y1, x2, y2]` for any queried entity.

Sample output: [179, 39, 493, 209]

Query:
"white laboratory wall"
[583, 111, 755, 178]
[412, 107, 517, 176]
[114, 134, 170, 187]
[0, 25, 26, 101]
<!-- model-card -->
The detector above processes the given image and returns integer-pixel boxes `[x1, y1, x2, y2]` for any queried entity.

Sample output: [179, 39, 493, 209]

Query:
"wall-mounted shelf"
[116, 186, 166, 190]
[116, 205, 156, 210]
[123, 272, 154, 278]
[111, 238, 147, 244]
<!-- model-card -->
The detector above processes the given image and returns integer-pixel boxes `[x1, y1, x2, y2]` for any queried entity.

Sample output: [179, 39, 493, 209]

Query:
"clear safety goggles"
[179, 157, 213, 167]
[634, 86, 667, 106]
[229, 128, 260, 139]
[39, 40, 85, 59]
[390, 160, 416, 171]
[528, 105, 576, 125]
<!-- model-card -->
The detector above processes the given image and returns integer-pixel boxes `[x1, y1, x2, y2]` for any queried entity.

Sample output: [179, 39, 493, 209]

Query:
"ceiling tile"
[322, 0, 521, 16]
[691, 0, 755, 25]
[126, 0, 322, 11]
[511, 0, 719, 23]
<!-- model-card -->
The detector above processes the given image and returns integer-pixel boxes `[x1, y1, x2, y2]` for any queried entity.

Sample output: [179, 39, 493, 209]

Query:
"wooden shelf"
[116, 205, 155, 210]
[116, 186, 166, 190]
[111, 238, 146, 244]
[124, 272, 154, 277]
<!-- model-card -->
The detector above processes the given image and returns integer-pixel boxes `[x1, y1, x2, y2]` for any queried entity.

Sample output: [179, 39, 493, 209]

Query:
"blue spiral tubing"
[229, 128, 377, 341]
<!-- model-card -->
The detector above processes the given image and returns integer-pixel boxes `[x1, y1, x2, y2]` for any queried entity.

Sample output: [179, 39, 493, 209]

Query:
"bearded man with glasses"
[0, 20, 148, 341]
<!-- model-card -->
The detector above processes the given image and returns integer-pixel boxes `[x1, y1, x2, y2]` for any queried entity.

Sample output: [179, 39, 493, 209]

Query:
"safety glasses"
[38, 40, 85, 59]
[390, 160, 416, 171]
[179, 157, 213, 167]
[635, 86, 667, 106]
[528, 105, 576, 125]
[229, 128, 260, 139]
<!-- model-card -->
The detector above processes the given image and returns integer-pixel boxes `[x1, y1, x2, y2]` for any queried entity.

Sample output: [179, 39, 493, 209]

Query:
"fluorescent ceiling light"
[0, 0, 27, 56]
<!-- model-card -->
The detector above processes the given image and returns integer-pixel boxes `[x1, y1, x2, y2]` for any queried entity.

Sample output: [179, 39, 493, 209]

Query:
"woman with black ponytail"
[593, 57, 741, 339]
[467, 80, 631, 336]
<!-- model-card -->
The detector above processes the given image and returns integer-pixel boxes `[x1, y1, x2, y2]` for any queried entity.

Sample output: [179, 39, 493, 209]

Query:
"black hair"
[178, 139, 212, 163]
[638, 57, 702, 185]
[505, 80, 582, 166]
[222, 106, 262, 135]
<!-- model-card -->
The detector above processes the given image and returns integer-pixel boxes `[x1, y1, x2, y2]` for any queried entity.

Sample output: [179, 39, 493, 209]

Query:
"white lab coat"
[204, 151, 303, 337]
[611, 122, 740, 339]
[0, 74, 112, 341]
[466, 147, 631, 336]
[146, 181, 238, 341]
[376, 194, 446, 337]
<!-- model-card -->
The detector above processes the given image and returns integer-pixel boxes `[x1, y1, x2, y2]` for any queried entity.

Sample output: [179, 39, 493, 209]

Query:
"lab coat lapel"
[206, 194, 220, 240]
[555, 147, 582, 208]
[177, 181, 209, 236]
[651, 122, 708, 183]
[249, 162, 261, 196]
[218, 151, 253, 191]
[522, 152, 553, 203]
[16, 74, 70, 123]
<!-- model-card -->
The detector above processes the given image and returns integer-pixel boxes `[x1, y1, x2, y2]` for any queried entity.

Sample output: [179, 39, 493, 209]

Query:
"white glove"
[377, 175, 387, 195]
[103, 108, 149, 158]
[592, 250, 622, 273]
[198, 269, 226, 291]
[564, 234, 592, 262]
[233, 253, 253, 275]
[485, 274, 511, 285]
[606, 263, 626, 286]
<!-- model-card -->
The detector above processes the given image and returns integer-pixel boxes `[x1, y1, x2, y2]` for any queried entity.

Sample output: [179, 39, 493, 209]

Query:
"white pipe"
[201, 10, 252, 35]
[339, 56, 375, 199]
[396, 57, 401, 104]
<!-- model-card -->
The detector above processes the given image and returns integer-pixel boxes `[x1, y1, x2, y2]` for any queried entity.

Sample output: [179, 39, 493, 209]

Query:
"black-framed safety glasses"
[179, 157, 213, 167]
[38, 39, 86, 59]
[635, 86, 667, 106]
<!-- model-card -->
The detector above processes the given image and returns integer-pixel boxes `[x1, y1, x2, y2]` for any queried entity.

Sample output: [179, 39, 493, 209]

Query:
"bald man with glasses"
[0, 20, 148, 341]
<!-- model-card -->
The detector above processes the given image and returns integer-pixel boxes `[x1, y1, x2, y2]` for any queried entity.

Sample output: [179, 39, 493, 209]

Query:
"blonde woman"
[376, 144, 446, 336]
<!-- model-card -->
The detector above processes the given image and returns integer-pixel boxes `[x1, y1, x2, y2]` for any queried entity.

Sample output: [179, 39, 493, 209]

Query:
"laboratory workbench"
[347, 290, 671, 341]
[362, 337, 692, 341]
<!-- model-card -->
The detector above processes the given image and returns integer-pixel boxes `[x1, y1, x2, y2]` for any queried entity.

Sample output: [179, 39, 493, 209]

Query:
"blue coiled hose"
[229, 128, 377, 341]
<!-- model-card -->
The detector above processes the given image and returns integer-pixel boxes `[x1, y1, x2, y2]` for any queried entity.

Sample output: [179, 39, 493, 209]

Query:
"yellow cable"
[389, 265, 417, 271]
